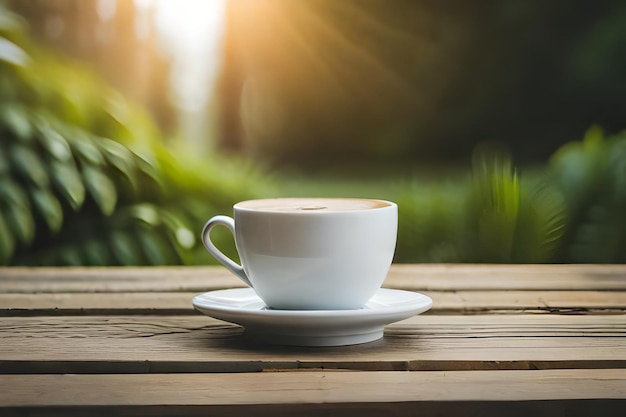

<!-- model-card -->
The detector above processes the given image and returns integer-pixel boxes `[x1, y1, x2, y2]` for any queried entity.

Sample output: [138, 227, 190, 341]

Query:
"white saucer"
[192, 288, 432, 347]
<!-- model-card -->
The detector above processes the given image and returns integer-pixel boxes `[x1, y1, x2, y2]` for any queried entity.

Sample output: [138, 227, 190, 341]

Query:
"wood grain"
[0, 266, 240, 293]
[388, 263, 626, 290]
[1, 265, 625, 415]
[1, 370, 625, 407]
[1, 264, 625, 293]
[1, 290, 625, 315]
[1, 314, 625, 373]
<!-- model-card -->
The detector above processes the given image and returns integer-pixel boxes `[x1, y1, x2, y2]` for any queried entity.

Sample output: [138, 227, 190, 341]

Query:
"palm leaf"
[82, 165, 117, 215]
[30, 187, 63, 233]
[465, 153, 520, 262]
[70, 134, 105, 166]
[50, 160, 85, 210]
[9, 143, 48, 187]
[550, 128, 626, 262]
[136, 227, 175, 265]
[0, 212, 15, 264]
[82, 239, 113, 266]
[0, 178, 30, 209]
[0, 146, 9, 174]
[2, 202, 35, 245]
[36, 120, 73, 162]
[0, 104, 32, 140]
[99, 137, 140, 193]
[512, 181, 566, 262]
[109, 230, 143, 265]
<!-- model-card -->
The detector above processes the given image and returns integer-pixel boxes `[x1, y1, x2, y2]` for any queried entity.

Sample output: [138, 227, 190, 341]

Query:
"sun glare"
[151, 0, 228, 51]
[137, 0, 228, 115]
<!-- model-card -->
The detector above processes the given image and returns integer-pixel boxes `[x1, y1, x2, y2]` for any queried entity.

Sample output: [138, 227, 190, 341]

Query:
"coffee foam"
[236, 198, 391, 212]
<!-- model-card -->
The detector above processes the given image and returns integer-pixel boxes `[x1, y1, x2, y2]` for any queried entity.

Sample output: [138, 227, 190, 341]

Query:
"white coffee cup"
[201, 198, 397, 310]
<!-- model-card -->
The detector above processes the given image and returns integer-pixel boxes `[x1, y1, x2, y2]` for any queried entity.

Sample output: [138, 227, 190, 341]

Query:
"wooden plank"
[387, 264, 626, 291]
[1, 264, 626, 293]
[1, 290, 625, 315]
[0, 370, 625, 411]
[0, 292, 195, 315]
[0, 267, 241, 293]
[429, 290, 626, 313]
[1, 315, 625, 373]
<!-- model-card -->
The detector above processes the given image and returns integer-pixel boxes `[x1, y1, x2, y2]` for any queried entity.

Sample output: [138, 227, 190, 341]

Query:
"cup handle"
[201, 215, 252, 288]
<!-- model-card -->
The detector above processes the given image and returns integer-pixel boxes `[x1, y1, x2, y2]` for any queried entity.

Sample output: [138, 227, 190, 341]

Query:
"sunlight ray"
[295, 1, 417, 94]
[259, 3, 354, 103]
[326, 0, 436, 50]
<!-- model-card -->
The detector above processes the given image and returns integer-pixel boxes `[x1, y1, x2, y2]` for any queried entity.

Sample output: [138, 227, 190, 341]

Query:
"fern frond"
[464, 152, 520, 262]
[552, 129, 626, 262]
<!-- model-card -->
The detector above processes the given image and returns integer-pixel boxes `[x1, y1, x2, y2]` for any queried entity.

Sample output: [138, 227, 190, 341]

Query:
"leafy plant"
[0, 4, 268, 266]
[550, 127, 626, 262]
[1, 2, 623, 266]
[394, 182, 465, 263]
[462, 151, 566, 263]
[394, 151, 566, 264]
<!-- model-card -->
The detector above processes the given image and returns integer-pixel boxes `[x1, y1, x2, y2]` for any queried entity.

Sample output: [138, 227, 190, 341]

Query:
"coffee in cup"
[201, 198, 397, 310]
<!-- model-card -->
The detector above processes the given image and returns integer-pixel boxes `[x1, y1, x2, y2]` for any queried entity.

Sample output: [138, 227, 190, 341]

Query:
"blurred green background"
[1, 0, 625, 266]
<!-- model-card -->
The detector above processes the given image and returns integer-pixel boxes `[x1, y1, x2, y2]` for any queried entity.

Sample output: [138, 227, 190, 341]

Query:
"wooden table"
[1, 264, 625, 416]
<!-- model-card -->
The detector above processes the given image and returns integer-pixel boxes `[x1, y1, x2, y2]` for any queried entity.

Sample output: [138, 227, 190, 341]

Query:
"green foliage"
[394, 183, 464, 263]
[0, 102, 247, 265]
[394, 154, 566, 264]
[0, 106, 265, 265]
[511, 181, 566, 263]
[465, 153, 521, 262]
[1, 2, 624, 266]
[550, 127, 626, 262]
[463, 153, 566, 263]
[0, 5, 267, 266]
[395, 128, 626, 264]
